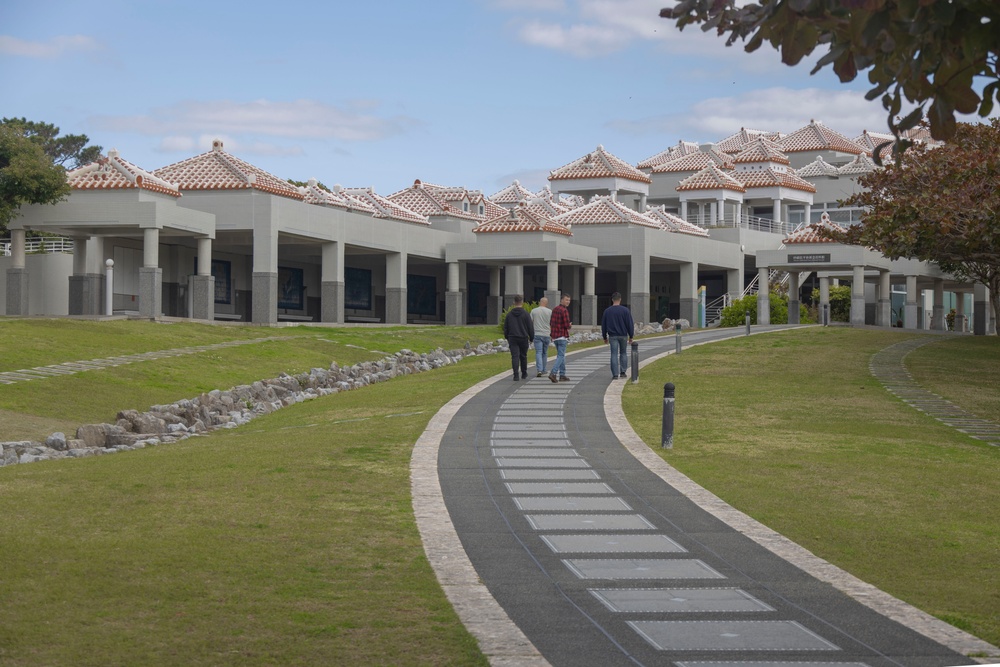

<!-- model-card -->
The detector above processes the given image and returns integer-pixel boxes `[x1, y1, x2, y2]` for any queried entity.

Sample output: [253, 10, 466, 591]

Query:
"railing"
[704, 293, 730, 326]
[0, 237, 75, 256]
[684, 212, 795, 236]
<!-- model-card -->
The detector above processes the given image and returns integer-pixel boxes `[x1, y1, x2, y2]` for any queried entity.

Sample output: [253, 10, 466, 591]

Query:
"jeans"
[609, 335, 628, 377]
[533, 335, 550, 373]
[508, 336, 529, 378]
[550, 338, 568, 377]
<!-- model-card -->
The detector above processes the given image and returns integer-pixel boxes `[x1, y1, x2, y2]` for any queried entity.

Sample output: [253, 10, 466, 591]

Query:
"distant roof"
[474, 202, 572, 236]
[489, 180, 536, 205]
[636, 140, 700, 169]
[153, 139, 303, 200]
[549, 145, 651, 184]
[651, 150, 734, 174]
[553, 196, 661, 229]
[643, 205, 710, 237]
[341, 187, 430, 225]
[299, 179, 377, 214]
[676, 166, 747, 193]
[715, 128, 782, 154]
[796, 156, 841, 178]
[737, 168, 817, 193]
[777, 120, 865, 155]
[67, 149, 180, 197]
[733, 138, 790, 165]
[387, 179, 483, 221]
[783, 213, 843, 244]
[837, 153, 879, 176]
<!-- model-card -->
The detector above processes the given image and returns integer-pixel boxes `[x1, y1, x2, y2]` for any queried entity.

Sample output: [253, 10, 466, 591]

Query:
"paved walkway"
[412, 327, 998, 667]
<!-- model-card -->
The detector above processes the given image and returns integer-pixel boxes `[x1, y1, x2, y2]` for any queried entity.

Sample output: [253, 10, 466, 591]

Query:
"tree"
[659, 1, 1000, 150]
[1, 117, 102, 169]
[0, 125, 71, 235]
[832, 119, 1000, 334]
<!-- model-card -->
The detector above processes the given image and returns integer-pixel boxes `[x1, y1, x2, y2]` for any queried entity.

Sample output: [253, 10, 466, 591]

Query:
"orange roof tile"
[552, 196, 662, 229]
[777, 120, 864, 155]
[489, 180, 536, 205]
[837, 153, 879, 176]
[474, 202, 572, 236]
[643, 205, 710, 236]
[651, 150, 734, 174]
[636, 140, 700, 169]
[67, 149, 180, 197]
[783, 214, 843, 244]
[737, 168, 817, 193]
[548, 145, 651, 184]
[732, 138, 790, 165]
[299, 179, 377, 214]
[341, 187, 430, 225]
[153, 140, 303, 200]
[715, 128, 782, 154]
[676, 166, 747, 192]
[387, 180, 483, 221]
[796, 156, 841, 178]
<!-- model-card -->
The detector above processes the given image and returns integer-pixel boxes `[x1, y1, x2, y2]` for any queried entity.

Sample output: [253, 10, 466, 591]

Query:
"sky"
[0, 0, 942, 197]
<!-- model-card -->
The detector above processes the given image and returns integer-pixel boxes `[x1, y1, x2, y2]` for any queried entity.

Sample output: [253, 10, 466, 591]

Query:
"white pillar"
[850, 265, 866, 325]
[904, 275, 919, 330]
[11, 229, 26, 268]
[877, 270, 891, 327]
[680, 200, 688, 222]
[932, 279, 946, 331]
[717, 198, 725, 226]
[757, 267, 770, 325]
[787, 271, 800, 324]
[197, 238, 212, 276]
[546, 261, 559, 291]
[143, 228, 159, 268]
[819, 276, 830, 325]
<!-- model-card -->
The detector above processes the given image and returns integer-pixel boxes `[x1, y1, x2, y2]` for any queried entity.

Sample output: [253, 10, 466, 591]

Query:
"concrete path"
[412, 327, 998, 667]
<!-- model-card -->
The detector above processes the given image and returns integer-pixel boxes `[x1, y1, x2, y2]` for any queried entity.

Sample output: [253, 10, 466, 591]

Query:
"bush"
[719, 292, 810, 326]
[811, 285, 852, 322]
[497, 301, 537, 335]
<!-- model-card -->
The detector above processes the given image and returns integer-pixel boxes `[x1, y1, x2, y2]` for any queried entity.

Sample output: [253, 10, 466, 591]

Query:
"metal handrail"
[0, 237, 75, 256]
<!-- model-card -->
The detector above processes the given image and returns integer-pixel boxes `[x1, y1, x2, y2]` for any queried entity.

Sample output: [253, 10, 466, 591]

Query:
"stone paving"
[414, 327, 999, 667]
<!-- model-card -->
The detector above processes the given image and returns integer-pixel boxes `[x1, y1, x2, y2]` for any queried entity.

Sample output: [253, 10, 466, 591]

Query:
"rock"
[45, 432, 67, 450]
[76, 423, 125, 449]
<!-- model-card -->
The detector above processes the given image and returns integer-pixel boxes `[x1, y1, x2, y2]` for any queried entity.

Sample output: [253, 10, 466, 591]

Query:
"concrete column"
[630, 252, 650, 324]
[756, 266, 770, 325]
[787, 271, 800, 324]
[819, 276, 830, 325]
[5, 228, 29, 315]
[973, 282, 989, 335]
[954, 291, 966, 332]
[139, 227, 161, 319]
[717, 198, 725, 225]
[487, 266, 502, 325]
[680, 200, 688, 222]
[580, 265, 597, 326]
[932, 279, 946, 331]
[709, 201, 717, 226]
[638, 193, 647, 211]
[544, 260, 561, 309]
[679, 261, 699, 325]
[68, 235, 89, 315]
[904, 275, 918, 330]
[772, 198, 782, 227]
[320, 241, 344, 324]
[252, 222, 278, 325]
[850, 265, 866, 326]
[385, 252, 407, 324]
[726, 267, 744, 300]
[805, 204, 812, 225]
[876, 270, 891, 327]
[445, 262, 463, 325]
[504, 264, 523, 309]
[191, 237, 214, 321]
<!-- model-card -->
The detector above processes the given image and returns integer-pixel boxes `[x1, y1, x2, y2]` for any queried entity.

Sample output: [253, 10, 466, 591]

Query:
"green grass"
[622, 327, 1000, 648]
[0, 319, 502, 667]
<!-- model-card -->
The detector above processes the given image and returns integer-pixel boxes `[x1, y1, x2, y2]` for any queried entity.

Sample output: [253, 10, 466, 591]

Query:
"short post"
[630, 341, 639, 383]
[105, 259, 114, 316]
[823, 303, 829, 327]
[661, 383, 675, 449]
[745, 312, 751, 336]
[674, 322, 682, 354]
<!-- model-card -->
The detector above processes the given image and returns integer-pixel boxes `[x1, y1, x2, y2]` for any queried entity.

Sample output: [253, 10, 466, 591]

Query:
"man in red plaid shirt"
[547, 293, 572, 383]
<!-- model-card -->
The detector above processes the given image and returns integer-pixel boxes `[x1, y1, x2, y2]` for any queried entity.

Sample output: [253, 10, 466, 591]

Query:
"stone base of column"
[386, 287, 406, 324]
[932, 305, 946, 331]
[69, 275, 92, 315]
[321, 281, 344, 323]
[850, 296, 866, 326]
[503, 294, 516, 310]
[191, 274, 215, 320]
[252, 272, 278, 324]
[904, 303, 918, 330]
[5, 268, 29, 316]
[630, 291, 650, 325]
[487, 295, 502, 325]
[877, 299, 891, 327]
[679, 296, 697, 325]
[788, 299, 800, 324]
[138, 267, 162, 319]
[973, 299, 987, 335]
[445, 291, 464, 326]
[580, 294, 597, 326]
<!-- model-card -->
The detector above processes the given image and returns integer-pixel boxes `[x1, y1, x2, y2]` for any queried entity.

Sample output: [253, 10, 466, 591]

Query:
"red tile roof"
[783, 214, 843, 244]
[777, 120, 864, 155]
[837, 153, 879, 176]
[553, 196, 662, 229]
[636, 141, 700, 169]
[650, 150, 734, 174]
[643, 205, 710, 237]
[737, 168, 817, 193]
[489, 180, 536, 205]
[153, 140, 303, 200]
[796, 156, 841, 178]
[676, 166, 747, 193]
[732, 138, 790, 165]
[387, 179, 483, 221]
[299, 179, 377, 214]
[474, 202, 572, 236]
[549, 145, 651, 184]
[67, 149, 180, 197]
[341, 187, 430, 225]
[715, 128, 782, 154]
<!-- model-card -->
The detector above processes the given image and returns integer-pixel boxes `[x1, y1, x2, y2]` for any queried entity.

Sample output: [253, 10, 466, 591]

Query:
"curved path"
[412, 327, 998, 667]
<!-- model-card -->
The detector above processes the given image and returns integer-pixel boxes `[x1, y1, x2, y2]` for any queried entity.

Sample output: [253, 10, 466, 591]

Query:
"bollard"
[823, 303, 829, 327]
[662, 383, 675, 448]
[630, 341, 639, 383]
[675, 322, 682, 355]
[745, 312, 751, 336]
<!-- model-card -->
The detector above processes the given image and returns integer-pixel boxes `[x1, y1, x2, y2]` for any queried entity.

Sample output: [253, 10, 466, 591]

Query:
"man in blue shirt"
[601, 292, 634, 379]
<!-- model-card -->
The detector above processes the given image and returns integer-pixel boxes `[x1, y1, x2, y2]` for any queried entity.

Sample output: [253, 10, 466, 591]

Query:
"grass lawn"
[622, 327, 1000, 648]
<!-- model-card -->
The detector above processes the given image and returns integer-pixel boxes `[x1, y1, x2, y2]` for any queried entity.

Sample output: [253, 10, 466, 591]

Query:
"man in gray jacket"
[530, 296, 552, 377]
[503, 295, 535, 381]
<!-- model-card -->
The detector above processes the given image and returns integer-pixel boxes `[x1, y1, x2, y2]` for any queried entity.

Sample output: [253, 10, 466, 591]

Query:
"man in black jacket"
[503, 295, 535, 381]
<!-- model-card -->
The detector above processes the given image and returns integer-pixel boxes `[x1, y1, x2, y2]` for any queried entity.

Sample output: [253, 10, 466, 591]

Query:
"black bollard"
[675, 323, 682, 355]
[823, 303, 830, 327]
[745, 312, 751, 336]
[630, 341, 639, 383]
[662, 383, 675, 448]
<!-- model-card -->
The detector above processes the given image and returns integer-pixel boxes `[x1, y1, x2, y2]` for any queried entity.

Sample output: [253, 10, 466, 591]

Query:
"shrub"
[497, 301, 537, 335]
[811, 285, 852, 322]
[719, 292, 810, 326]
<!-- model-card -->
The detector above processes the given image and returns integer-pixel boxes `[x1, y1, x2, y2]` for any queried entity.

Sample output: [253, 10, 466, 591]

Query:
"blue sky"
[1, 0, 917, 196]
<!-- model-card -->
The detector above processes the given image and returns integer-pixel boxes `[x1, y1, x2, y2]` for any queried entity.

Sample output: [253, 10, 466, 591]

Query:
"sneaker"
[619, 372, 627, 378]
[536, 371, 545, 377]
[548, 373, 558, 383]
[559, 376, 570, 382]
[520, 374, 528, 380]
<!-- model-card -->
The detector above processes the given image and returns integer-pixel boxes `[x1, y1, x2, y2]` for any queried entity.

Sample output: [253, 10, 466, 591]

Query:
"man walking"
[601, 292, 634, 379]
[503, 295, 534, 381]
[548, 293, 572, 383]
[530, 296, 552, 377]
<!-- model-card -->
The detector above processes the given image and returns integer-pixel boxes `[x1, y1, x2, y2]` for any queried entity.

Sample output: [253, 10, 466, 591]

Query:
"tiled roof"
[526, 198, 571, 218]
[676, 166, 747, 192]
[489, 180, 536, 205]
[636, 141, 700, 169]
[783, 214, 843, 244]
[777, 120, 864, 155]
[67, 149, 180, 197]
[548, 145, 651, 184]
[651, 150, 734, 174]
[732, 138, 790, 165]
[387, 179, 483, 221]
[153, 140, 303, 200]
[533, 186, 579, 212]
[552, 196, 662, 229]
[837, 153, 879, 176]
[341, 187, 430, 225]
[796, 156, 841, 178]
[474, 202, 572, 236]
[643, 205, 710, 237]
[737, 168, 817, 193]
[299, 179, 377, 214]
[715, 128, 782, 154]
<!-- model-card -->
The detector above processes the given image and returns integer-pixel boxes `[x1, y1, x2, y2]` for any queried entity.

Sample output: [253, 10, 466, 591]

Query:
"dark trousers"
[508, 336, 530, 378]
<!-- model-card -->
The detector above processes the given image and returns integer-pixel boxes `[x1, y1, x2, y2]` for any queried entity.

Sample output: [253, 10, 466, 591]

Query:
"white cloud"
[0, 34, 102, 58]
[91, 99, 420, 143]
